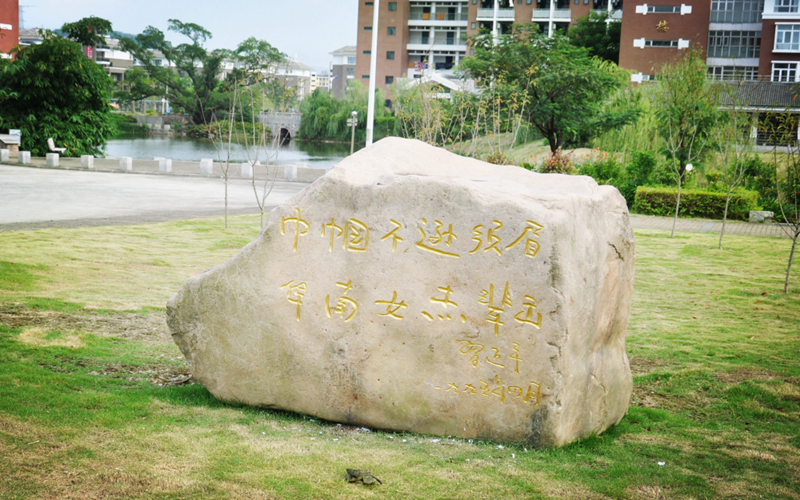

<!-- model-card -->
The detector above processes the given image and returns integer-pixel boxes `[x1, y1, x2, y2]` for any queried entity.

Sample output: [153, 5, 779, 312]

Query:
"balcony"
[410, 12, 469, 21]
[594, 8, 622, 19]
[531, 8, 572, 20]
[476, 8, 516, 19]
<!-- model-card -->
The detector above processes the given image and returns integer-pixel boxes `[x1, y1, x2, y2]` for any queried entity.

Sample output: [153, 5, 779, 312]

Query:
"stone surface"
[81, 155, 94, 169]
[18, 151, 30, 164]
[200, 159, 213, 175]
[167, 137, 635, 447]
[750, 210, 774, 223]
[46, 153, 59, 167]
[1, 149, 9, 162]
[159, 158, 173, 173]
[120, 157, 132, 172]
[241, 162, 253, 178]
[284, 164, 297, 180]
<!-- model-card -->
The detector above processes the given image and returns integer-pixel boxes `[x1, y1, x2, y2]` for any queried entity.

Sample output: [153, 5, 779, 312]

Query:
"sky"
[22, 0, 358, 72]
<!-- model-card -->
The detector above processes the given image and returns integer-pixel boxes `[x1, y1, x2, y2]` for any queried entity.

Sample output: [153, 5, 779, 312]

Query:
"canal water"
[104, 136, 356, 171]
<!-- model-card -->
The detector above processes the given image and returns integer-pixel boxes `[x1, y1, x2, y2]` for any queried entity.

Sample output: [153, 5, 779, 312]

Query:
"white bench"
[47, 138, 66, 153]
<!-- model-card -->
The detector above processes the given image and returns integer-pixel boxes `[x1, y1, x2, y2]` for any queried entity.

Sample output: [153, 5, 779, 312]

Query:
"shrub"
[619, 151, 657, 205]
[538, 149, 576, 174]
[632, 186, 759, 220]
[579, 154, 623, 186]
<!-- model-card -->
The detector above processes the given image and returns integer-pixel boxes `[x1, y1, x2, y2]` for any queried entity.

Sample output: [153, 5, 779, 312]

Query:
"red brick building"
[0, 0, 19, 58]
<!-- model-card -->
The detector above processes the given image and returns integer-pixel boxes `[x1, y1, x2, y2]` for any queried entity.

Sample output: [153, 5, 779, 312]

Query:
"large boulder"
[167, 138, 634, 447]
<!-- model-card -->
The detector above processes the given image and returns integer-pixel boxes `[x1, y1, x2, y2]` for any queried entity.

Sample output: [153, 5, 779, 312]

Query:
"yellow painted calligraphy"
[469, 225, 484, 254]
[416, 218, 460, 258]
[380, 219, 404, 252]
[430, 285, 458, 308]
[478, 282, 513, 336]
[491, 377, 506, 404]
[457, 340, 485, 367]
[514, 295, 542, 329]
[325, 280, 359, 321]
[344, 219, 369, 252]
[510, 342, 523, 374]
[523, 381, 541, 405]
[320, 218, 343, 252]
[462, 384, 478, 395]
[421, 311, 434, 321]
[374, 291, 407, 320]
[480, 380, 491, 397]
[279, 280, 307, 322]
[470, 221, 504, 255]
[485, 347, 506, 369]
[446, 382, 460, 394]
[505, 220, 544, 258]
[280, 208, 310, 252]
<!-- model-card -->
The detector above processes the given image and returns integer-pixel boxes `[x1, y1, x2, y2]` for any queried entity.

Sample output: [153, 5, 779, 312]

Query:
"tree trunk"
[671, 175, 682, 238]
[785, 231, 798, 294]
[224, 174, 228, 229]
[719, 189, 732, 250]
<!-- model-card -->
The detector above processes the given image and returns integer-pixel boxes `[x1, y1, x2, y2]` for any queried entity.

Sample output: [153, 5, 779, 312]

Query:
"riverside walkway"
[630, 214, 792, 238]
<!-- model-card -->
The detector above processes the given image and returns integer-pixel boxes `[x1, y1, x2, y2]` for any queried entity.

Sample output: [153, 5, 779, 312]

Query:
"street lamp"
[349, 111, 358, 155]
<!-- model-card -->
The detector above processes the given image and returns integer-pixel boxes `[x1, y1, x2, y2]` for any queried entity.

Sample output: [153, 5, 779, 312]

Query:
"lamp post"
[348, 111, 358, 155]
[366, 0, 380, 146]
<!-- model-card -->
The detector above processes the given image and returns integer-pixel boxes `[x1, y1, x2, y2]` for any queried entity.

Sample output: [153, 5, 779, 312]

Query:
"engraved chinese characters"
[168, 137, 635, 447]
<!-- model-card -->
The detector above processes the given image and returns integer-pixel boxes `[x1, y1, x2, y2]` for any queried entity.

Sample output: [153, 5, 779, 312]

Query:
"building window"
[772, 62, 798, 81]
[365, 1, 373, 4]
[363, 75, 370, 79]
[347, 56, 356, 64]
[387, 51, 395, 60]
[708, 66, 758, 80]
[364, 50, 371, 54]
[775, 0, 799, 12]
[364, 26, 372, 30]
[776, 25, 800, 51]
[710, 0, 763, 23]
[707, 31, 761, 58]
[471, 22, 476, 29]
[347, 68, 355, 77]
[388, 1, 397, 10]
[388, 26, 396, 35]
[386, 76, 394, 84]
[648, 5, 681, 12]
[645, 39, 680, 47]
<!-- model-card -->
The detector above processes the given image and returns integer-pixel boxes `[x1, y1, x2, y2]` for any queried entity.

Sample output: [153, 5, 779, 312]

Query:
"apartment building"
[0, 0, 19, 58]
[355, 0, 622, 91]
[620, 0, 800, 83]
[330, 45, 357, 97]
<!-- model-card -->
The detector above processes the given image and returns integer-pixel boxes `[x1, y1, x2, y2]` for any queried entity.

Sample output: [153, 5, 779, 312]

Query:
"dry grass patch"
[17, 326, 86, 348]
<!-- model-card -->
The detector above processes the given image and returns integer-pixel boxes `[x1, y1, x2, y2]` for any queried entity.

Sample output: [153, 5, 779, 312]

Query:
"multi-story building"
[330, 45, 357, 97]
[0, 0, 19, 58]
[355, 0, 622, 91]
[620, 0, 800, 83]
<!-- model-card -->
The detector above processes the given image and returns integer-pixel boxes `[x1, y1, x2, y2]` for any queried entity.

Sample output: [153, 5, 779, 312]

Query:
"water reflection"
[104, 135, 360, 171]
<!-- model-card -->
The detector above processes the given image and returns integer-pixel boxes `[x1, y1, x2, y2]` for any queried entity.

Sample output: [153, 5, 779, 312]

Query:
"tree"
[118, 20, 228, 123]
[60, 16, 113, 47]
[0, 29, 113, 156]
[567, 11, 622, 64]
[653, 49, 719, 238]
[712, 81, 756, 250]
[460, 24, 634, 154]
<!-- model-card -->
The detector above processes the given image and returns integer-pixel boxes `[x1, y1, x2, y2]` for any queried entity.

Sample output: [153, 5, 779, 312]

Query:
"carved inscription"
[278, 208, 548, 406]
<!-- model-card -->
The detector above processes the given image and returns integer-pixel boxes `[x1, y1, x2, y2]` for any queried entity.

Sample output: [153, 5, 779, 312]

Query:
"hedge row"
[632, 186, 759, 220]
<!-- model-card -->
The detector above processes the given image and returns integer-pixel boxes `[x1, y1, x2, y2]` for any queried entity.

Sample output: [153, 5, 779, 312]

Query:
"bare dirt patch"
[0, 303, 169, 342]
[629, 357, 677, 376]
[18, 327, 85, 348]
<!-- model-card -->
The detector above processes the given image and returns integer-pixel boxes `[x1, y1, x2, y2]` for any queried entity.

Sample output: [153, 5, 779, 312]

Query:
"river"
[104, 136, 357, 171]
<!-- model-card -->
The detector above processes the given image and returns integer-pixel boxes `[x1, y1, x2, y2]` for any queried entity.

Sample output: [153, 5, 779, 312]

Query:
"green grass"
[0, 216, 798, 499]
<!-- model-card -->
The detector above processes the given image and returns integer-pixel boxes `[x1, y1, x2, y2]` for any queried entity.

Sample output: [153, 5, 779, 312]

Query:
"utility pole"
[366, 0, 380, 147]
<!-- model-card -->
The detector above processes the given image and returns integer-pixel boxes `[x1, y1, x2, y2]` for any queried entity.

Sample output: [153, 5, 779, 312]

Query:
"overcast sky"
[22, 0, 358, 72]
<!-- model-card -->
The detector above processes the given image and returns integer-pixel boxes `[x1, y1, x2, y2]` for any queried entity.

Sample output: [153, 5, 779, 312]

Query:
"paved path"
[629, 214, 792, 238]
[0, 164, 793, 238]
[0, 165, 307, 231]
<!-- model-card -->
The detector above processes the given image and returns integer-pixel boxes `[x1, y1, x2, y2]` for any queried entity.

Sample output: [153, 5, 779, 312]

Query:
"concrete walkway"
[630, 214, 792, 238]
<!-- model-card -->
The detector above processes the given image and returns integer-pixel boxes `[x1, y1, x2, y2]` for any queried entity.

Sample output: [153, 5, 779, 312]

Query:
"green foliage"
[579, 152, 623, 186]
[109, 113, 148, 136]
[117, 20, 231, 124]
[537, 149, 577, 174]
[298, 83, 391, 142]
[633, 186, 759, 220]
[0, 32, 114, 157]
[461, 25, 635, 153]
[60, 16, 113, 47]
[654, 49, 719, 179]
[618, 151, 658, 205]
[592, 87, 660, 154]
[567, 11, 622, 64]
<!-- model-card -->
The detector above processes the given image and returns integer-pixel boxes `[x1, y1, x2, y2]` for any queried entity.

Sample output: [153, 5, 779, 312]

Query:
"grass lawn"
[0, 215, 798, 499]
